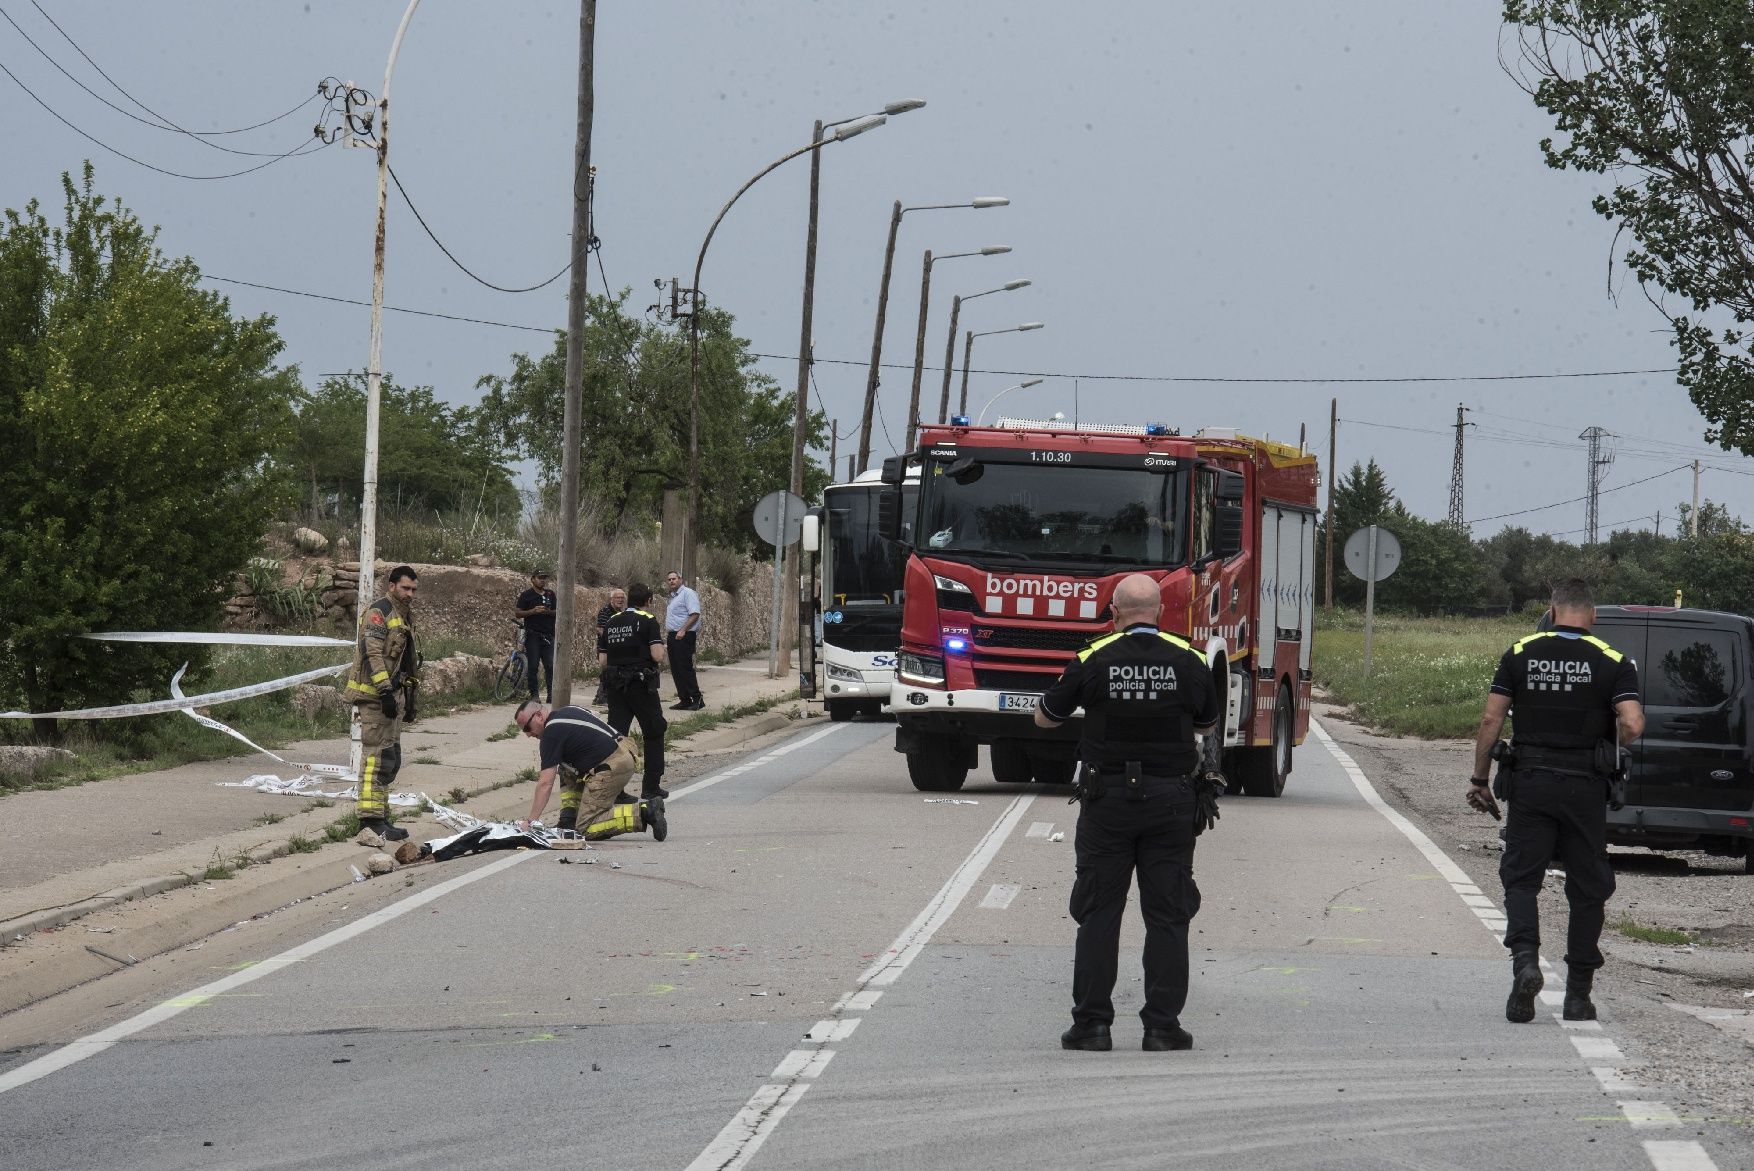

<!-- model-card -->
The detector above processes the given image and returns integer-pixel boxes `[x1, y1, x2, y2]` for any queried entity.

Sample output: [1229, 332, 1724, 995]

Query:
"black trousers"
[1499, 768, 1616, 971]
[524, 629, 555, 701]
[668, 630, 701, 703]
[1070, 780, 1200, 1029]
[606, 674, 667, 796]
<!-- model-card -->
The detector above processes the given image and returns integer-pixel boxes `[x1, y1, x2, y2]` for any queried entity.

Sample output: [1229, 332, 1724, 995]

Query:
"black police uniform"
[1039, 624, 1219, 1035]
[1491, 625, 1640, 976]
[600, 606, 668, 798]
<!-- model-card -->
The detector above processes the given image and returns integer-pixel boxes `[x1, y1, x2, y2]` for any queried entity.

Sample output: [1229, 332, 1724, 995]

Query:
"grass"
[485, 725, 519, 743]
[286, 833, 322, 854]
[446, 786, 468, 804]
[1615, 917, 1693, 946]
[252, 811, 286, 827]
[1313, 608, 1539, 739]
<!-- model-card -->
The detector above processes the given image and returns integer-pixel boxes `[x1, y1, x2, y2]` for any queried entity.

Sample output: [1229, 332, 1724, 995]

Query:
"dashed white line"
[1571, 1035, 1627, 1064]
[1594, 1067, 1643, 1094]
[803, 1019, 860, 1044]
[771, 1048, 836, 1080]
[1643, 1140, 1718, 1170]
[980, 883, 1021, 909]
[1620, 1101, 1682, 1129]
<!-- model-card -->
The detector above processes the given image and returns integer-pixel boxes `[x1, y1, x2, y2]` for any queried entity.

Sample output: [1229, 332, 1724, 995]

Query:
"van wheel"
[1235, 684, 1293, 798]
[908, 736, 969, 792]
[1746, 842, 1754, 875]
[1030, 754, 1076, 786]
[990, 740, 1032, 785]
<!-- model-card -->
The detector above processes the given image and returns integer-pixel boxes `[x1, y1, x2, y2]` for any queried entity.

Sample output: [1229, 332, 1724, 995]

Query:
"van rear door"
[1589, 615, 1649, 805]
[1640, 616, 1751, 811]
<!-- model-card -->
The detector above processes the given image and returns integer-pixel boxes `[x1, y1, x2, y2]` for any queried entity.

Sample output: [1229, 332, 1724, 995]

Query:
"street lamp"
[855, 196, 1008, 472]
[684, 114, 888, 582]
[784, 100, 924, 683]
[976, 378, 1045, 425]
[936, 279, 1029, 425]
[959, 321, 1045, 417]
[905, 246, 1010, 450]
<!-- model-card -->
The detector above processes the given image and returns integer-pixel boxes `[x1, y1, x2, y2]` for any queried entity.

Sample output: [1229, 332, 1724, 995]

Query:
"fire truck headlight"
[898, 651, 946, 685]
[933, 575, 971, 594]
[826, 663, 864, 682]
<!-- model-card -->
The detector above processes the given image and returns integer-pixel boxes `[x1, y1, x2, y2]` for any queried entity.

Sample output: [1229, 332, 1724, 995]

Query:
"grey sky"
[5, 1, 1748, 541]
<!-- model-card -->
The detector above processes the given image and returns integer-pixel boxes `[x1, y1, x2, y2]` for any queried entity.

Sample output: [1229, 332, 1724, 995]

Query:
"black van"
[1587, 606, 1754, 872]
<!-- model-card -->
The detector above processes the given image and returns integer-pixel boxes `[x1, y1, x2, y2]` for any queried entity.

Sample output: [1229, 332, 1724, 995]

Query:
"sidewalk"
[0, 655, 806, 949]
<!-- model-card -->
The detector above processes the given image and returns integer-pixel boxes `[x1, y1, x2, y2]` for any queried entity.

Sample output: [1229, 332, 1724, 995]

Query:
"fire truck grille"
[973, 625, 1091, 653]
[974, 667, 1063, 692]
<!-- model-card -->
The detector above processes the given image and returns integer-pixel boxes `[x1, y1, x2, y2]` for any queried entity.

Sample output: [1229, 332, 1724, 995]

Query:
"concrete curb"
[0, 874, 194, 943]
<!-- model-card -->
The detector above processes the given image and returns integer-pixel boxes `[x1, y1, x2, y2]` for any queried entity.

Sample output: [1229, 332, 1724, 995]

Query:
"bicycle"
[493, 620, 529, 702]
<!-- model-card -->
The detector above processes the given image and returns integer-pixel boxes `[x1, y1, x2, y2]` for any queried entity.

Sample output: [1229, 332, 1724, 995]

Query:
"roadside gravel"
[1312, 698, 1754, 1130]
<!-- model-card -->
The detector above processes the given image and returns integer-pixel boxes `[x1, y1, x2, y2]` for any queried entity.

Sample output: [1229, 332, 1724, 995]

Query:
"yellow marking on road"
[733, 847, 785, 854]
[1332, 905, 1370, 913]
[646, 983, 677, 996]
[225, 961, 259, 971]
[466, 1032, 559, 1048]
[168, 994, 214, 1007]
[657, 951, 702, 961]
[1256, 966, 1317, 975]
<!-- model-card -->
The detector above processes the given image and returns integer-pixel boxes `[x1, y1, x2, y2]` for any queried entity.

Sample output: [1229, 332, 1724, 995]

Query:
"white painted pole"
[1362, 524, 1378, 678]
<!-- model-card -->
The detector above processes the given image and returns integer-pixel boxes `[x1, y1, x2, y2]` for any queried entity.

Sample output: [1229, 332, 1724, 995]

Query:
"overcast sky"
[6, 0, 1750, 542]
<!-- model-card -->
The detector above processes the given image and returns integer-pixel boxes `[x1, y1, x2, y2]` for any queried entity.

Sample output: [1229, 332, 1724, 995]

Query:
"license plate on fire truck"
[999, 693, 1040, 712]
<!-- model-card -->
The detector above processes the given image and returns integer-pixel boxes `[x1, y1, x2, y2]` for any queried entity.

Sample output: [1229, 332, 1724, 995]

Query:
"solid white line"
[771, 1049, 835, 1080]
[980, 883, 1021, 910]
[1644, 1140, 1719, 1170]
[674, 723, 846, 801]
[0, 849, 534, 1096]
[688, 791, 1035, 1171]
[1620, 1100, 1682, 1129]
[833, 989, 882, 1013]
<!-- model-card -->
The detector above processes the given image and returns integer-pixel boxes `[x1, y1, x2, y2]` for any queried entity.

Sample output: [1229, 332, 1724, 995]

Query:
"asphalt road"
[0, 719, 1741, 1170]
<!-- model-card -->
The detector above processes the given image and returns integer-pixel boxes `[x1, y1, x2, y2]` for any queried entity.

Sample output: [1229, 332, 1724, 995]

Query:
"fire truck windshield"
[914, 457, 1188, 567]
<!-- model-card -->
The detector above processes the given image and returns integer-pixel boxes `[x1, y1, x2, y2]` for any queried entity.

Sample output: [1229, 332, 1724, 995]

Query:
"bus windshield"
[913, 456, 1187, 567]
[826, 485, 913, 605]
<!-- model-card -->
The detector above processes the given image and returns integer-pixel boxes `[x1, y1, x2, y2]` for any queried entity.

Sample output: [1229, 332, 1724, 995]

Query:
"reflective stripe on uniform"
[387, 617, 403, 628]
[1512, 630, 1624, 662]
[346, 680, 379, 697]
[1077, 628, 1194, 661]
[370, 670, 390, 684]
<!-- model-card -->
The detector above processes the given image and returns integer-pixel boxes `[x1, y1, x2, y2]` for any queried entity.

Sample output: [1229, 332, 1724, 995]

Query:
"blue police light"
[944, 637, 968, 653]
[950, 414, 971, 427]
[1145, 422, 1171, 436]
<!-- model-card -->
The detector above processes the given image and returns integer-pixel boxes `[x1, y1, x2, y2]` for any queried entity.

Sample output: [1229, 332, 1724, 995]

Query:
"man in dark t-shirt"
[513, 569, 558, 703]
[590, 587, 627, 707]
[512, 700, 666, 841]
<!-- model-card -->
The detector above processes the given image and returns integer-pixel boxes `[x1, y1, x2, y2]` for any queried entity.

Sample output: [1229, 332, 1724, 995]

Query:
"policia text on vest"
[1035, 574, 1221, 1054]
[1468, 579, 1644, 1026]
[598, 583, 670, 800]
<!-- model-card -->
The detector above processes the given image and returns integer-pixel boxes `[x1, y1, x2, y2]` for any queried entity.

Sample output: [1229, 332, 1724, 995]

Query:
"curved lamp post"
[904, 246, 1010, 450]
[976, 378, 1045, 425]
[683, 114, 888, 580]
[937, 279, 1029, 425]
[959, 321, 1044, 417]
[855, 197, 1008, 472]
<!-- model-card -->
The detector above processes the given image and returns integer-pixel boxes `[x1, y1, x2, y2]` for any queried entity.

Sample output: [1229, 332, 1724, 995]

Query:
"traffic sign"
[1343, 526, 1401, 583]
[753, 490, 807, 547]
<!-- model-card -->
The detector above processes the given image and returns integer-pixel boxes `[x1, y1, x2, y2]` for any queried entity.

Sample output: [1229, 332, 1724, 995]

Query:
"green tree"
[478, 293, 827, 548]
[289, 374, 516, 518]
[1504, 2, 1754, 453]
[0, 168, 296, 738]
[1318, 459, 1399, 606]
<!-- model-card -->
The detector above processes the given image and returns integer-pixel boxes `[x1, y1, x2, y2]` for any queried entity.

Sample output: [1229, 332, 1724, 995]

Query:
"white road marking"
[803, 1019, 860, 1044]
[1556, 1015, 1604, 1031]
[1644, 1141, 1719, 1170]
[0, 721, 849, 1100]
[687, 791, 1035, 1171]
[1310, 720, 1717, 1171]
[771, 1048, 836, 1080]
[832, 989, 882, 1013]
[1025, 821, 1054, 838]
[980, 883, 1020, 910]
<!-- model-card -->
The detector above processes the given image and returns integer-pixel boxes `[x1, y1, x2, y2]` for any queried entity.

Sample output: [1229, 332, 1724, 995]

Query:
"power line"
[0, 52, 329, 179]
[1465, 464, 1689, 525]
[386, 165, 572, 294]
[202, 274, 555, 334]
[751, 351, 1676, 385]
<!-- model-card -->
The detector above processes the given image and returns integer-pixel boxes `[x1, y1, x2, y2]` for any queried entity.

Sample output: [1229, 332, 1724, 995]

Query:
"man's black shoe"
[688, 699, 707, 711]
[1562, 994, 1597, 1021]
[642, 786, 671, 800]
[642, 797, 668, 843]
[381, 823, 410, 842]
[1060, 1022, 1111, 1052]
[1506, 960, 1544, 1023]
[1142, 1025, 1193, 1051]
[670, 701, 692, 711]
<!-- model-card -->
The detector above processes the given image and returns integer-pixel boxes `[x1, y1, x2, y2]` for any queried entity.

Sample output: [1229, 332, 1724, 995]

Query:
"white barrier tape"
[84, 631, 353, 647]
[218, 775, 425, 806]
[0, 662, 346, 720]
[168, 666, 353, 779]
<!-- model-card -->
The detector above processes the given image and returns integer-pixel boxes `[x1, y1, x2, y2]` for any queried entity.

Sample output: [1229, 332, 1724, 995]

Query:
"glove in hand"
[379, 689, 399, 719]
[1194, 771, 1225, 835]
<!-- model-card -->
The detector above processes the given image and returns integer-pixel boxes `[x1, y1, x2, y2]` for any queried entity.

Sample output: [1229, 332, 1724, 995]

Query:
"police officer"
[343, 564, 420, 841]
[599, 582, 670, 801]
[1468, 578, 1643, 1023]
[512, 699, 665, 842]
[1035, 573, 1220, 1053]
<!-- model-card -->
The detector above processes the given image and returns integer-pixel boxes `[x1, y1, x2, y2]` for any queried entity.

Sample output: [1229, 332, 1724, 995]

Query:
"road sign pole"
[768, 493, 792, 677]
[1363, 525, 1378, 678]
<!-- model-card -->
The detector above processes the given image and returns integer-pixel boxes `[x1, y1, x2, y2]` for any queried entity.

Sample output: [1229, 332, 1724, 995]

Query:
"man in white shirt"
[663, 569, 704, 711]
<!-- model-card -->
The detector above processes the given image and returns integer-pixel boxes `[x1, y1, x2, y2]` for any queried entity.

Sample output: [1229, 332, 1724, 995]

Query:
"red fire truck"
[879, 419, 1318, 796]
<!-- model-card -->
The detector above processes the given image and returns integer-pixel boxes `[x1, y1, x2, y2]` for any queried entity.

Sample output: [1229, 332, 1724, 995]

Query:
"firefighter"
[343, 565, 420, 841]
[1035, 573, 1221, 1053]
[599, 582, 670, 801]
[512, 700, 666, 841]
[1468, 578, 1643, 1023]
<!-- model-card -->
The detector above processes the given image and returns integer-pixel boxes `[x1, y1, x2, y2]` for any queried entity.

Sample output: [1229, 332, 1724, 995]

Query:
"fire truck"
[878, 418, 1318, 796]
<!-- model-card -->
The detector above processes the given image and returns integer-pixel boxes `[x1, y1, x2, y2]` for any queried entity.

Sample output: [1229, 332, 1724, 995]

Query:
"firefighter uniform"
[600, 606, 668, 798]
[1491, 626, 1640, 998]
[1039, 624, 1219, 1047]
[538, 706, 652, 840]
[344, 594, 418, 827]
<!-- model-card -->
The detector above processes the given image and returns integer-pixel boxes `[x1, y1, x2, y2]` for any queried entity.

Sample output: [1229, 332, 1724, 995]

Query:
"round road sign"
[1343, 525, 1402, 583]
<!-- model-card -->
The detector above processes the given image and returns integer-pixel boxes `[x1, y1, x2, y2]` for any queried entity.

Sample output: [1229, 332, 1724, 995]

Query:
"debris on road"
[1049, 832, 1065, 843]
[924, 798, 980, 805]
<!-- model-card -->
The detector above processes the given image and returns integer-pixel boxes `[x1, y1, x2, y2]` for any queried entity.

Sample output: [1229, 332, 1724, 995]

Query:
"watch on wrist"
[1469, 776, 1490, 786]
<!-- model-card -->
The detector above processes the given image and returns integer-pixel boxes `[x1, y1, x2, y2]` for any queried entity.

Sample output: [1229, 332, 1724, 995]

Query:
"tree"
[289, 375, 516, 518]
[0, 168, 296, 738]
[478, 292, 827, 549]
[1318, 459, 1399, 606]
[1504, 2, 1754, 453]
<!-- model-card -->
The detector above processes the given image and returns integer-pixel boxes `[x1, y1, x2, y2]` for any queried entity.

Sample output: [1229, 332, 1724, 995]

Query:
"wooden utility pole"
[552, 0, 595, 707]
[1324, 397, 1336, 611]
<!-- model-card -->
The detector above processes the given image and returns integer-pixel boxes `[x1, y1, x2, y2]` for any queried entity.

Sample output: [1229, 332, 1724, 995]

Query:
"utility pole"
[1579, 425, 1613, 545]
[776, 121, 826, 680]
[828, 418, 837, 483]
[1447, 403, 1472, 531]
[1691, 458, 1701, 536]
[552, 0, 596, 708]
[905, 249, 933, 450]
[1324, 397, 1336, 611]
[857, 201, 904, 475]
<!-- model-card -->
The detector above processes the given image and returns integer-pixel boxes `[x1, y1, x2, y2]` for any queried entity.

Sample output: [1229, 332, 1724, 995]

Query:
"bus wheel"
[1236, 684, 1293, 798]
[989, 740, 1032, 785]
[908, 736, 969, 792]
[827, 700, 855, 722]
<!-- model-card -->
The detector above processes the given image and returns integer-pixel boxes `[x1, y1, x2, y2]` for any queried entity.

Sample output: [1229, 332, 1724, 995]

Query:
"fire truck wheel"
[1029, 755, 1075, 786]
[1235, 684, 1293, 798]
[907, 737, 970, 791]
[989, 740, 1032, 785]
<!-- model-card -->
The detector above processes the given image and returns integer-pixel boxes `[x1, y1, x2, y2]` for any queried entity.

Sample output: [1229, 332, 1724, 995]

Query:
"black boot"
[641, 796, 668, 842]
[359, 817, 390, 840]
[1563, 968, 1597, 1021]
[1142, 1025, 1193, 1051]
[1060, 1022, 1112, 1051]
[381, 822, 409, 842]
[1506, 953, 1544, 1023]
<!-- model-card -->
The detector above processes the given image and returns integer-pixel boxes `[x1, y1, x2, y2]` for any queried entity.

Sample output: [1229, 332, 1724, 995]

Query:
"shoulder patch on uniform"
[368, 609, 386, 626]
[1581, 635, 1624, 662]
[1077, 632, 1125, 661]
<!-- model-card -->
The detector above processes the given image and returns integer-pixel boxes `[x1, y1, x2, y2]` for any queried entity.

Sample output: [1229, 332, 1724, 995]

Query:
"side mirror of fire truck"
[1215, 470, 1246, 558]
[878, 456, 907, 543]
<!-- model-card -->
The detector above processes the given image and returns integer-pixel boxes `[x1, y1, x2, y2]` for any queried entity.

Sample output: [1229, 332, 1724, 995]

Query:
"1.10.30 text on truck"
[878, 419, 1318, 795]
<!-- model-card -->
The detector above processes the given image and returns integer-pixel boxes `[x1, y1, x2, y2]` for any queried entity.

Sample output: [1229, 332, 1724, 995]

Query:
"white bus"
[807, 468, 917, 721]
